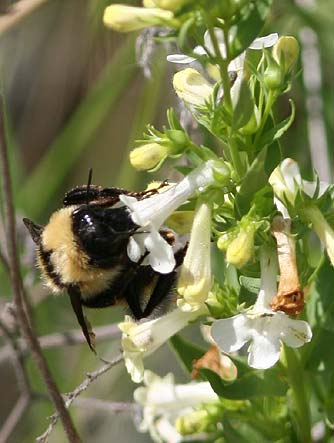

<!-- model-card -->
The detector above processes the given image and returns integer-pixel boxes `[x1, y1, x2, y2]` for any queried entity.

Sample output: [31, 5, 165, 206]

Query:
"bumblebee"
[23, 176, 185, 351]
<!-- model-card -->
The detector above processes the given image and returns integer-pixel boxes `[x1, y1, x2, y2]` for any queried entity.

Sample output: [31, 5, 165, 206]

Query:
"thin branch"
[37, 354, 124, 443]
[0, 318, 30, 394]
[0, 0, 49, 35]
[70, 397, 140, 416]
[0, 394, 29, 443]
[0, 245, 9, 273]
[0, 324, 121, 364]
[0, 98, 81, 443]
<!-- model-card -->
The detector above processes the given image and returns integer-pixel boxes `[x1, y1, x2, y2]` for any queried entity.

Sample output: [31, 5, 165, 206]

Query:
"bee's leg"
[133, 245, 188, 319]
[68, 284, 96, 353]
[140, 272, 177, 318]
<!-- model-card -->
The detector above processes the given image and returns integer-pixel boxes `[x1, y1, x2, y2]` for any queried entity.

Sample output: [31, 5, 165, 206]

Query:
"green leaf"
[259, 100, 296, 148]
[239, 276, 261, 294]
[169, 334, 205, 373]
[232, 80, 254, 130]
[201, 366, 288, 399]
[235, 148, 268, 217]
[230, 0, 273, 59]
[304, 257, 334, 370]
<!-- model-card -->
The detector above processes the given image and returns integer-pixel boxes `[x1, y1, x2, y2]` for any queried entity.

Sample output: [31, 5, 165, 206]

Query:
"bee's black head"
[72, 205, 138, 267]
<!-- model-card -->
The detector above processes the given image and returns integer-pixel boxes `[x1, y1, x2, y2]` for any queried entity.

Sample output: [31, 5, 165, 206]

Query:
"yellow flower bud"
[273, 36, 300, 73]
[226, 225, 255, 268]
[103, 5, 174, 33]
[173, 68, 213, 108]
[129, 143, 168, 170]
[143, 0, 190, 12]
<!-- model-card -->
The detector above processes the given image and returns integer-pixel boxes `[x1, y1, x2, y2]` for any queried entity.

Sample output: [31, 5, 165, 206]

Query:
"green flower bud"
[226, 224, 256, 268]
[165, 129, 189, 150]
[143, 0, 190, 12]
[176, 409, 210, 435]
[273, 36, 299, 74]
[239, 106, 260, 135]
[264, 61, 284, 90]
[219, 0, 238, 19]
[129, 143, 168, 170]
[103, 5, 174, 33]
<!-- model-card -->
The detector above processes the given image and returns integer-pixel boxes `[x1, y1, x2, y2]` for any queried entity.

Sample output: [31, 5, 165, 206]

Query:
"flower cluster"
[99, 1, 333, 441]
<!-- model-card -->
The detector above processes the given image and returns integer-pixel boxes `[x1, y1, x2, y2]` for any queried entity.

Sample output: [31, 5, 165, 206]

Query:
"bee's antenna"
[86, 168, 93, 204]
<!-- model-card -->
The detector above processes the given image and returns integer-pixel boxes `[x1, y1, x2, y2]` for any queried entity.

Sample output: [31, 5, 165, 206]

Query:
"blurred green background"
[0, 0, 333, 441]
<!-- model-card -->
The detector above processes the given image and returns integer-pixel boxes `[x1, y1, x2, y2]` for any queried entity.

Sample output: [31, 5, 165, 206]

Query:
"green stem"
[253, 90, 276, 148]
[228, 136, 244, 179]
[280, 346, 311, 443]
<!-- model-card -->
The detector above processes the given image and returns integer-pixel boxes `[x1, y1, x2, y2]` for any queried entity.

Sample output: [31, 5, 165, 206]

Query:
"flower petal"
[249, 33, 279, 50]
[247, 332, 280, 369]
[143, 228, 176, 273]
[127, 235, 145, 263]
[211, 314, 251, 353]
[167, 54, 197, 64]
[279, 315, 312, 348]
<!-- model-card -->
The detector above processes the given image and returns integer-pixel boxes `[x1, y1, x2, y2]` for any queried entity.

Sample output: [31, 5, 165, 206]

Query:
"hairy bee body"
[24, 183, 185, 350]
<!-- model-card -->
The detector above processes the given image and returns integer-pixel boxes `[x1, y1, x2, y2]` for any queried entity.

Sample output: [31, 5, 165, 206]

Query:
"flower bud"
[264, 61, 284, 90]
[176, 410, 210, 435]
[129, 143, 168, 170]
[226, 224, 255, 268]
[165, 129, 189, 150]
[239, 106, 260, 135]
[143, 0, 190, 12]
[273, 36, 299, 74]
[103, 5, 174, 33]
[173, 68, 213, 108]
[217, 232, 231, 251]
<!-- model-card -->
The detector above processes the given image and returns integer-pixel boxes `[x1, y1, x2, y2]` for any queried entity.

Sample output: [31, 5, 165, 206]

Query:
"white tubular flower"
[269, 158, 334, 265]
[301, 206, 334, 267]
[173, 68, 214, 108]
[269, 158, 329, 206]
[103, 4, 174, 33]
[167, 28, 277, 78]
[120, 307, 207, 383]
[120, 160, 222, 273]
[177, 200, 212, 312]
[210, 247, 312, 369]
[134, 370, 218, 443]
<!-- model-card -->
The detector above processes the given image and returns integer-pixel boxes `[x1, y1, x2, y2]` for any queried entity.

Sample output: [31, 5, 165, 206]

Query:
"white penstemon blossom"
[270, 158, 334, 266]
[177, 200, 212, 312]
[167, 28, 278, 66]
[168, 28, 278, 96]
[120, 160, 224, 274]
[120, 305, 207, 383]
[134, 370, 218, 443]
[210, 246, 312, 370]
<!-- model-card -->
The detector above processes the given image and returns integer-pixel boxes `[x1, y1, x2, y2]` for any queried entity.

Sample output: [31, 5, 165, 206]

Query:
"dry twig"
[0, 98, 81, 442]
[37, 354, 124, 443]
[0, 324, 121, 364]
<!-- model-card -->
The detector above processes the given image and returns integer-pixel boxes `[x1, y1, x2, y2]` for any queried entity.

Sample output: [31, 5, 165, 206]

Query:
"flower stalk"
[280, 345, 311, 443]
